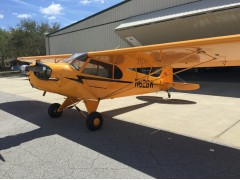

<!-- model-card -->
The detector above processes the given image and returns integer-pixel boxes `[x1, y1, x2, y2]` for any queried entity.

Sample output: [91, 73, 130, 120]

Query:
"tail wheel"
[86, 112, 104, 131]
[48, 103, 63, 118]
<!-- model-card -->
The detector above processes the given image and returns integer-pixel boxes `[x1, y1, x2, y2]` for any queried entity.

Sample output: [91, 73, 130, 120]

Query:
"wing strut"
[101, 49, 207, 99]
[156, 51, 218, 82]
[156, 51, 218, 83]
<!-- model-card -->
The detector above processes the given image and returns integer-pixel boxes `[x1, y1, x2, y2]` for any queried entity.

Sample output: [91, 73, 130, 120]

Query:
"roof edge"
[115, 0, 240, 31]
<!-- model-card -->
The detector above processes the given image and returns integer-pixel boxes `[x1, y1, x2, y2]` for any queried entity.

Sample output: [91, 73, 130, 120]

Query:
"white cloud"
[48, 16, 57, 20]
[79, 0, 105, 5]
[80, 0, 90, 4]
[95, 0, 105, 3]
[40, 3, 63, 15]
[17, 13, 32, 19]
[0, 14, 4, 19]
[12, 13, 32, 19]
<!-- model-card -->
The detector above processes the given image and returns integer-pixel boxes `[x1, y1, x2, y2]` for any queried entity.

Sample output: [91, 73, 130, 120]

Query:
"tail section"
[171, 82, 200, 91]
[160, 67, 200, 91]
[160, 67, 173, 83]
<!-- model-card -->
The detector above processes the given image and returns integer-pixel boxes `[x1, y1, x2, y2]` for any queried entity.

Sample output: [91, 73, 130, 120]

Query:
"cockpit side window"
[114, 66, 123, 79]
[64, 53, 88, 70]
[83, 59, 113, 78]
[71, 58, 86, 70]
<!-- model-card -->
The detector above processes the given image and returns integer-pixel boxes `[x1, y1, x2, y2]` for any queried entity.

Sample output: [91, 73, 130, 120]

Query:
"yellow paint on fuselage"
[28, 60, 166, 101]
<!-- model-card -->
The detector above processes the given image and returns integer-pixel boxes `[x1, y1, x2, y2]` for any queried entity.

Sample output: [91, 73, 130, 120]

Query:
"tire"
[86, 112, 104, 131]
[48, 103, 63, 118]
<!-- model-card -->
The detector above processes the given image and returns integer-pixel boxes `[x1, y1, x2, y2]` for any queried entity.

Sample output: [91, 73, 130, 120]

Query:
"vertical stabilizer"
[160, 67, 173, 83]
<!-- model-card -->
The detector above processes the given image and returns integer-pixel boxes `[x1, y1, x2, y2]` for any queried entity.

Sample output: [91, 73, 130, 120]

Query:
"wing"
[18, 54, 72, 63]
[87, 34, 240, 99]
[88, 34, 240, 69]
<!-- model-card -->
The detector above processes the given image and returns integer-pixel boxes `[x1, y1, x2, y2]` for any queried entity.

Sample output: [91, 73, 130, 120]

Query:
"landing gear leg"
[48, 98, 104, 131]
[48, 97, 81, 118]
[167, 91, 171, 99]
[84, 100, 103, 131]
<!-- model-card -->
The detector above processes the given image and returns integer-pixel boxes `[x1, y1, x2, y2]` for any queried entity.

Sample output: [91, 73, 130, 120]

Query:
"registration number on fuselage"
[135, 79, 154, 88]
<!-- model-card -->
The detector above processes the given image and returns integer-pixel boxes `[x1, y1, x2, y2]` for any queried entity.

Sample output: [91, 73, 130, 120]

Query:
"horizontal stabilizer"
[170, 82, 200, 91]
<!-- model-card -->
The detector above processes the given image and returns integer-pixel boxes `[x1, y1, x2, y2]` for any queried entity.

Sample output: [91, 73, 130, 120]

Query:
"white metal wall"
[48, 21, 129, 54]
[47, 0, 198, 54]
[51, 0, 197, 36]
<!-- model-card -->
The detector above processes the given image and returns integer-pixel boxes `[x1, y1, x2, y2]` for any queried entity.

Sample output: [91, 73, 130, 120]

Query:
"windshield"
[64, 53, 88, 70]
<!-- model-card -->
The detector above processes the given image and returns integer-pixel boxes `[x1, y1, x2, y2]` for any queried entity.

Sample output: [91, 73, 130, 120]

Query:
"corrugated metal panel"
[47, 0, 199, 54]
[49, 0, 197, 36]
[116, 0, 240, 30]
[115, 8, 240, 46]
[48, 21, 130, 54]
[47, 0, 240, 55]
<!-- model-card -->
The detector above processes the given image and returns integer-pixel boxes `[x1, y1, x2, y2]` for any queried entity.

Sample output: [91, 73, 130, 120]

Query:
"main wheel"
[86, 112, 104, 131]
[48, 103, 63, 118]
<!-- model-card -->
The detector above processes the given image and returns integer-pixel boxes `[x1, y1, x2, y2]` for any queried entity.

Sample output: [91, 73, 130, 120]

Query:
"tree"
[9, 19, 60, 58]
[0, 28, 10, 69]
[0, 19, 60, 70]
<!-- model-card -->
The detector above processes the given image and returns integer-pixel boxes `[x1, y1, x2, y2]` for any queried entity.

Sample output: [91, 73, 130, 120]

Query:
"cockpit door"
[82, 59, 112, 89]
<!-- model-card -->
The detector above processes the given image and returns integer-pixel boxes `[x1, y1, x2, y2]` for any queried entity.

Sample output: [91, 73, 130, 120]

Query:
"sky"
[0, 0, 124, 30]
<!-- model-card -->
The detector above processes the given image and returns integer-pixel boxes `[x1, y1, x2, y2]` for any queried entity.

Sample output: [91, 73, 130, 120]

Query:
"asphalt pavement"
[0, 74, 240, 178]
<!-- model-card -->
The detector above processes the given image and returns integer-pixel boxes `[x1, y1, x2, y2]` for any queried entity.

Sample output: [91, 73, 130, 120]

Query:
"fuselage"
[28, 54, 170, 100]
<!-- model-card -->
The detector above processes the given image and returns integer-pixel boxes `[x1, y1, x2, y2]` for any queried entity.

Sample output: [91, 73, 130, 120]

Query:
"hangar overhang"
[115, 0, 240, 46]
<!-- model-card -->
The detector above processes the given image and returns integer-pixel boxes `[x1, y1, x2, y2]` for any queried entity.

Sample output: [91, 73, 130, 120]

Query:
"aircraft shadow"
[136, 96, 196, 105]
[0, 100, 240, 178]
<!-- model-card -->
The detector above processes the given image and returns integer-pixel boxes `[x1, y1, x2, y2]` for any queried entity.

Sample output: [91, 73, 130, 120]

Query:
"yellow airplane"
[18, 34, 240, 131]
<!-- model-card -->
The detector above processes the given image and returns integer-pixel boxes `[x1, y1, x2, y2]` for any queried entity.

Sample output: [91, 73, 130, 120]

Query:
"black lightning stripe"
[65, 76, 132, 84]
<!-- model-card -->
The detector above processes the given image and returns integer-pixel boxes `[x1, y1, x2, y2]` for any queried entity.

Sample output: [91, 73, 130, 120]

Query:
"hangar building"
[45, 0, 240, 55]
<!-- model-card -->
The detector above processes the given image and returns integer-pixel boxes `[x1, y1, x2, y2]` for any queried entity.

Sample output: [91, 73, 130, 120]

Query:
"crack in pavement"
[214, 120, 240, 139]
[0, 154, 5, 162]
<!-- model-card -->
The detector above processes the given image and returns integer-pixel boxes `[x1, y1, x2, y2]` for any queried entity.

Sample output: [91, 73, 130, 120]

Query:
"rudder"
[160, 67, 173, 83]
